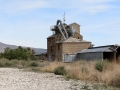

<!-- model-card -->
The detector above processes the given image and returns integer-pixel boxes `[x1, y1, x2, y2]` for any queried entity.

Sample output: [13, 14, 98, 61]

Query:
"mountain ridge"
[0, 42, 47, 55]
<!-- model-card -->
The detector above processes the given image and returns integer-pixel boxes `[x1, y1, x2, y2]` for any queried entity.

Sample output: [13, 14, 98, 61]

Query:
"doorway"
[116, 47, 120, 62]
[103, 52, 114, 61]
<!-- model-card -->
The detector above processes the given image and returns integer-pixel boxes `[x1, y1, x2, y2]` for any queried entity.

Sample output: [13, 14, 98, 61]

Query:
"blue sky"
[0, 0, 120, 49]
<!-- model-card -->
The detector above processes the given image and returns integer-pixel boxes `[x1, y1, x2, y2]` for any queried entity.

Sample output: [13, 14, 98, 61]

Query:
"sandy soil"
[0, 68, 114, 90]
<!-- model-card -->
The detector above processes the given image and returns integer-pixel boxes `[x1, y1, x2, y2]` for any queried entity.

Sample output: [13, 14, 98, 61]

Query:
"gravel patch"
[0, 68, 115, 90]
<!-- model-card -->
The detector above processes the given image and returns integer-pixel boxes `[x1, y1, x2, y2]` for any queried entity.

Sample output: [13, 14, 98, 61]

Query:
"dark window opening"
[78, 37, 79, 39]
[51, 46, 53, 52]
[58, 44, 60, 50]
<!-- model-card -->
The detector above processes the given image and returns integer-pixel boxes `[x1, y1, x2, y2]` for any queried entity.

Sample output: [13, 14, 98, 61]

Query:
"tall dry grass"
[42, 60, 120, 86]
[0, 58, 120, 86]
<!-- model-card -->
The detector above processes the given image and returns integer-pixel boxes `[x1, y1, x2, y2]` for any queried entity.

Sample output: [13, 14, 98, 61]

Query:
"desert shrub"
[20, 60, 26, 66]
[10, 59, 19, 67]
[54, 66, 66, 75]
[0, 59, 13, 67]
[11, 59, 19, 64]
[0, 61, 4, 67]
[95, 61, 104, 72]
[0, 59, 10, 67]
[29, 61, 38, 67]
[95, 60, 110, 72]
[112, 75, 120, 87]
[4, 61, 12, 67]
[31, 68, 41, 72]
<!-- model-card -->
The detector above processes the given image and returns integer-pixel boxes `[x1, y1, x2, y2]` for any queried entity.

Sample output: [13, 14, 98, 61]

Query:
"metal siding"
[62, 53, 77, 62]
[77, 52, 102, 60]
[89, 52, 102, 60]
[48, 55, 52, 61]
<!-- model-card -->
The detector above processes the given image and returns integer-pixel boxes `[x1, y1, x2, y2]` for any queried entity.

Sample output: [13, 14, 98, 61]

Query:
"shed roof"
[78, 47, 115, 53]
[91, 44, 120, 49]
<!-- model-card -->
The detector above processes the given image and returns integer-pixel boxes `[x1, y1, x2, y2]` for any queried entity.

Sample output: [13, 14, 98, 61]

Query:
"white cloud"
[0, 0, 50, 13]
[83, 4, 113, 14]
[46, 0, 116, 14]
[72, 0, 116, 14]
[0, 19, 51, 48]
[79, 0, 113, 4]
[0, 0, 117, 14]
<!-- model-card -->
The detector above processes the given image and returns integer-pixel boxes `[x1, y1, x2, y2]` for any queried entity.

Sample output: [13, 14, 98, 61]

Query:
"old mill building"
[46, 20, 120, 62]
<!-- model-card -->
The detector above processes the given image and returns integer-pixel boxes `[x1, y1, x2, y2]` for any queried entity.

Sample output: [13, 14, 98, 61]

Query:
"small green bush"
[29, 61, 38, 67]
[54, 66, 66, 75]
[0, 61, 4, 67]
[4, 61, 12, 67]
[20, 60, 26, 67]
[11, 59, 19, 64]
[95, 61, 104, 72]
[31, 68, 41, 72]
[11, 60, 19, 67]
[0, 59, 10, 67]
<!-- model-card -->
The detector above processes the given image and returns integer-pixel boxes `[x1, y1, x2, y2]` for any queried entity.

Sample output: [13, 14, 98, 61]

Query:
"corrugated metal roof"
[78, 47, 115, 53]
[91, 44, 120, 50]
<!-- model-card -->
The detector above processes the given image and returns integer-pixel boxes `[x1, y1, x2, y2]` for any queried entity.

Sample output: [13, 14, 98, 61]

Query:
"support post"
[113, 52, 116, 63]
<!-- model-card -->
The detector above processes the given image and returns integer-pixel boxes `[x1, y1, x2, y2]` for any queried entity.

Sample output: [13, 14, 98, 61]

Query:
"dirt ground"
[0, 68, 115, 90]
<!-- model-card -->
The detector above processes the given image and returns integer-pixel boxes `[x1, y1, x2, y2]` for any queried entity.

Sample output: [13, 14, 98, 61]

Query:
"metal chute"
[57, 25, 66, 40]
[51, 19, 76, 40]
[56, 20, 68, 39]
